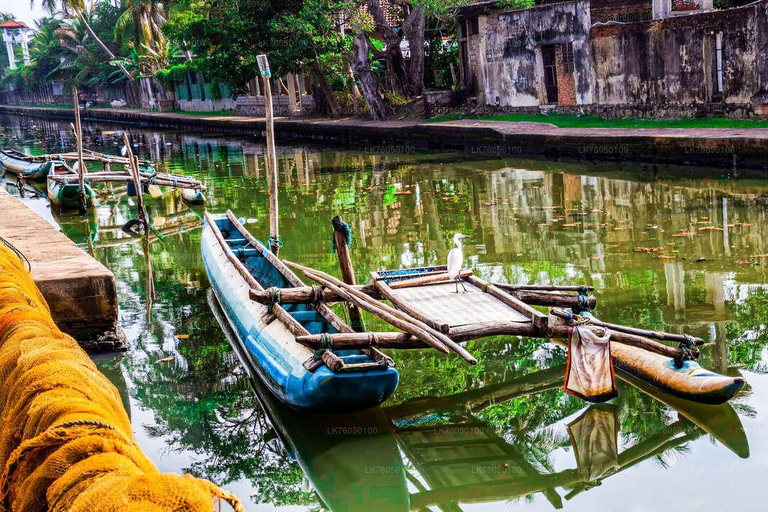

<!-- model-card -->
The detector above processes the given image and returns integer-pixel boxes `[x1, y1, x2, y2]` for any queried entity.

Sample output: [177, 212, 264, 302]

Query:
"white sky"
[0, 0, 48, 28]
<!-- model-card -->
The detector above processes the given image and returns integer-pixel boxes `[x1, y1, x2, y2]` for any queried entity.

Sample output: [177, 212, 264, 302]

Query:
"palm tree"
[114, 0, 167, 74]
[34, 0, 132, 79]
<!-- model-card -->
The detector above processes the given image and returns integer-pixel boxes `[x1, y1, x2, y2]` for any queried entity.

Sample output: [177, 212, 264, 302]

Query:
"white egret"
[447, 233, 469, 293]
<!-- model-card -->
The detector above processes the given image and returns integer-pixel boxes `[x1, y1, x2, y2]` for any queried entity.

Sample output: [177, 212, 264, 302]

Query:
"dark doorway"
[710, 33, 724, 102]
[541, 45, 559, 104]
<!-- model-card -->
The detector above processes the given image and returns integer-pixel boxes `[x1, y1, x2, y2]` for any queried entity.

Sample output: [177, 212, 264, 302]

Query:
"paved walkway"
[65, 107, 768, 140]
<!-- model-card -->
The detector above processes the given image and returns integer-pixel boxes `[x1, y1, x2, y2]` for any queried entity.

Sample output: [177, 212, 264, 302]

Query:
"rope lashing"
[265, 287, 281, 310]
[577, 288, 593, 311]
[312, 332, 335, 361]
[675, 334, 697, 367]
[311, 285, 323, 304]
[268, 235, 283, 249]
[331, 215, 352, 253]
[0, 236, 30, 271]
[367, 332, 378, 347]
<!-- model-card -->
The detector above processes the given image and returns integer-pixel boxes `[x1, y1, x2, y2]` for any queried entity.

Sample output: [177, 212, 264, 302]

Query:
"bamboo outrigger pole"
[72, 87, 87, 213]
[257, 54, 280, 255]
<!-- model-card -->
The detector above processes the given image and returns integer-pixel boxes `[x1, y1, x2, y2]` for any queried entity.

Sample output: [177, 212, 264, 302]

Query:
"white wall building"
[2, 20, 34, 70]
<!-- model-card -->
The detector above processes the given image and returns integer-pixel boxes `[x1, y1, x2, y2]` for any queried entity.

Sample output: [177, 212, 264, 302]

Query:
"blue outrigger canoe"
[0, 149, 50, 181]
[202, 211, 399, 413]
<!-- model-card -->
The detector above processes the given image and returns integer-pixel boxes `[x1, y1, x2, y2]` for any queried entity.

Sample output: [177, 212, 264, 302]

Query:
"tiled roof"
[0, 20, 27, 29]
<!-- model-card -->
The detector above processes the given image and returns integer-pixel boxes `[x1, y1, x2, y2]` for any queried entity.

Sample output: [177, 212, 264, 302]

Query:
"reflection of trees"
[726, 288, 768, 371]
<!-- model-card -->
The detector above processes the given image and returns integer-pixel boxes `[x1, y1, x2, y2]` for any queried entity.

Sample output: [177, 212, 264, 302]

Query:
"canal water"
[2, 114, 767, 511]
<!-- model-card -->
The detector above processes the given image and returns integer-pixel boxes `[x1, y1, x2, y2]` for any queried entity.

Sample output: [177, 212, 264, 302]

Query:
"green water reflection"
[2, 115, 767, 511]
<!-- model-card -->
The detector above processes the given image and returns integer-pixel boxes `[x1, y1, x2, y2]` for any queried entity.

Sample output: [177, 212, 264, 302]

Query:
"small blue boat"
[201, 211, 399, 413]
[0, 149, 49, 181]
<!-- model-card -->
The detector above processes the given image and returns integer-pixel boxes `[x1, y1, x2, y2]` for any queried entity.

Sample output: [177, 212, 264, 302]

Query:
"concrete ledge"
[2, 105, 768, 174]
[0, 189, 124, 352]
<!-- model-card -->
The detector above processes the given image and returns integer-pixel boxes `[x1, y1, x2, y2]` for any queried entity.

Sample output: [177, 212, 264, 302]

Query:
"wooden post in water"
[258, 54, 280, 254]
[72, 87, 87, 212]
[122, 133, 148, 232]
[332, 215, 364, 332]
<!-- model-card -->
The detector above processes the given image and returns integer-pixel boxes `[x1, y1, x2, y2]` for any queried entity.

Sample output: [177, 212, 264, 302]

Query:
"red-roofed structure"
[2, 19, 33, 69]
[0, 20, 27, 29]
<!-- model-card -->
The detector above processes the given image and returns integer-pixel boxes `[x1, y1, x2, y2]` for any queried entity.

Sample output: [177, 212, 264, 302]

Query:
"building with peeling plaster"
[455, 0, 768, 117]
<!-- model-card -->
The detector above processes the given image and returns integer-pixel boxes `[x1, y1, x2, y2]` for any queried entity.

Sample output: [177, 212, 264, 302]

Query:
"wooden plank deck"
[389, 281, 530, 327]
[0, 188, 123, 351]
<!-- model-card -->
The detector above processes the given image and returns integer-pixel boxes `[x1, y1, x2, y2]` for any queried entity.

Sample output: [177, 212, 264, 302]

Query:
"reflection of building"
[455, 0, 768, 117]
[1, 20, 33, 70]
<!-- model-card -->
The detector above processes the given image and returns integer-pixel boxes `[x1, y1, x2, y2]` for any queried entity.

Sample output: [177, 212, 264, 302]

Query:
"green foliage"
[162, 0, 307, 94]
[498, 0, 536, 9]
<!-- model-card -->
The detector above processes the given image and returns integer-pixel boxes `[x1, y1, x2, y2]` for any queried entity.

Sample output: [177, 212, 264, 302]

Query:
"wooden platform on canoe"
[381, 280, 530, 327]
[0, 188, 122, 351]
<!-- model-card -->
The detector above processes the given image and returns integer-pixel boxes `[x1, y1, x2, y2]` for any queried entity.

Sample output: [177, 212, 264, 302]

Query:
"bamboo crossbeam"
[514, 290, 597, 309]
[387, 270, 473, 289]
[494, 284, 594, 292]
[296, 319, 692, 360]
[465, 275, 549, 329]
[284, 260, 465, 359]
[448, 319, 694, 360]
[581, 317, 704, 345]
[296, 332, 421, 349]
[550, 309, 704, 348]
[248, 284, 595, 309]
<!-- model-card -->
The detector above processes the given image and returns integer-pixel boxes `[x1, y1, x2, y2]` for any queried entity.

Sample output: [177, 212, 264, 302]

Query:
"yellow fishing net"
[0, 244, 243, 512]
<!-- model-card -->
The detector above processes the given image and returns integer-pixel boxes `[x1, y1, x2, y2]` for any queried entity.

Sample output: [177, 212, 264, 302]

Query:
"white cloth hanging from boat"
[563, 326, 617, 402]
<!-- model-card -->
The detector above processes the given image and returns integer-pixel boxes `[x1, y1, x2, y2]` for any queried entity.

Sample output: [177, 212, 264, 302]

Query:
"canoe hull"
[47, 179, 95, 209]
[611, 342, 744, 405]
[0, 151, 48, 181]
[201, 214, 398, 413]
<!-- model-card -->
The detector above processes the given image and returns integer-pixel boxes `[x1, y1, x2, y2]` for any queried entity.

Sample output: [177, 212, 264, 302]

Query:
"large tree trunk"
[403, 6, 425, 96]
[350, 33, 392, 120]
[366, 0, 411, 97]
[76, 12, 132, 81]
[311, 55, 341, 118]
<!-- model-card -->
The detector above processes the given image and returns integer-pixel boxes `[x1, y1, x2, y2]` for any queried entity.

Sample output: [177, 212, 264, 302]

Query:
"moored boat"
[46, 160, 95, 210]
[201, 211, 399, 413]
[0, 149, 49, 181]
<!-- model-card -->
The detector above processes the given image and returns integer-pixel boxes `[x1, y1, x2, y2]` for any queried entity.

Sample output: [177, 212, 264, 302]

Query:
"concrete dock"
[0, 188, 123, 352]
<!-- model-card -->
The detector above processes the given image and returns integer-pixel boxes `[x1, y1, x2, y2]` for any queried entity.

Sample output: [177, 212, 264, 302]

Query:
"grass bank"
[428, 113, 768, 129]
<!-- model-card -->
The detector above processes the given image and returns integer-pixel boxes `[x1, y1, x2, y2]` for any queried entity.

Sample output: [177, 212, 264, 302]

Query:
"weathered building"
[455, 0, 768, 117]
